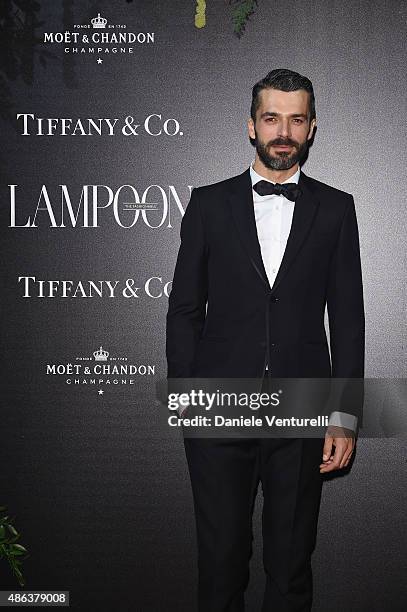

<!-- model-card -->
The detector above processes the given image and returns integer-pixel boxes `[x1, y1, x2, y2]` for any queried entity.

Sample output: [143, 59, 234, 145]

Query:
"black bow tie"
[253, 180, 301, 201]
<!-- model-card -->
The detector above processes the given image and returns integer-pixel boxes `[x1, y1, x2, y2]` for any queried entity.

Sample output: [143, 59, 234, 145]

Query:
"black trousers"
[183, 377, 325, 612]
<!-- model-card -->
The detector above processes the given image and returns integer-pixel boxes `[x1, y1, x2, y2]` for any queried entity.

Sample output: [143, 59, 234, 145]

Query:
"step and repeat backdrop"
[1, 1, 406, 610]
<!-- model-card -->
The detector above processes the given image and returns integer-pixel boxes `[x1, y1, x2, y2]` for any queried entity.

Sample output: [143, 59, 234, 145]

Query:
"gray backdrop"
[0, 1, 406, 610]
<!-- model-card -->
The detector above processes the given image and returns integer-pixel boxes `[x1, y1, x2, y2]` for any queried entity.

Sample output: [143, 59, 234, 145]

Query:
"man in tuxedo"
[166, 68, 365, 611]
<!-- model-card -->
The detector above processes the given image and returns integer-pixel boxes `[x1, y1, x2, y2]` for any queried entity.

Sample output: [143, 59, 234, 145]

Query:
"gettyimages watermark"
[166, 386, 328, 432]
[155, 377, 407, 439]
[167, 386, 282, 412]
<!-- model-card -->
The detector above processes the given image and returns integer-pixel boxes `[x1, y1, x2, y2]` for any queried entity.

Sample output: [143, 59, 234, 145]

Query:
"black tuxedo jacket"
[166, 167, 365, 391]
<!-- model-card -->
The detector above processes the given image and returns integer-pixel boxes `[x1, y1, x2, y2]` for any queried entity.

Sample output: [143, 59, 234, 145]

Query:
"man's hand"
[320, 425, 356, 473]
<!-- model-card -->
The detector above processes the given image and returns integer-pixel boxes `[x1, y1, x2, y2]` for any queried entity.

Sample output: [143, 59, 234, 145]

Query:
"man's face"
[248, 88, 316, 170]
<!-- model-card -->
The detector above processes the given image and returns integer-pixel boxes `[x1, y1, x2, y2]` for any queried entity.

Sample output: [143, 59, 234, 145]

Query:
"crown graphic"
[91, 13, 107, 29]
[93, 346, 109, 361]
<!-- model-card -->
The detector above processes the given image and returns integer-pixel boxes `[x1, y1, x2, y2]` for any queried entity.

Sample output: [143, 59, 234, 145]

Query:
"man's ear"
[307, 118, 316, 141]
[248, 117, 256, 140]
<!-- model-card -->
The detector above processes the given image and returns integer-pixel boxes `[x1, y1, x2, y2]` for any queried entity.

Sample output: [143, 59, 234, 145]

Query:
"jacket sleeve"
[326, 195, 365, 426]
[166, 187, 208, 378]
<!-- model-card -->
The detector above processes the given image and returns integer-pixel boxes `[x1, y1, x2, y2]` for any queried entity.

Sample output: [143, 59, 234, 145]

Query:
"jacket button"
[270, 295, 279, 303]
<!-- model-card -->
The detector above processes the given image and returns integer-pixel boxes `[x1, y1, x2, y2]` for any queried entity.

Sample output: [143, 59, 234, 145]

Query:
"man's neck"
[252, 158, 299, 183]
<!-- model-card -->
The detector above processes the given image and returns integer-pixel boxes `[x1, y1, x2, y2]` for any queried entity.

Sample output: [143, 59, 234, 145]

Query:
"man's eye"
[293, 119, 303, 124]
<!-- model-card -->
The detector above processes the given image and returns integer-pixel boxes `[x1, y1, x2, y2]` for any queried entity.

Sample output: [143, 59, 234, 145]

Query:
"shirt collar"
[249, 160, 300, 187]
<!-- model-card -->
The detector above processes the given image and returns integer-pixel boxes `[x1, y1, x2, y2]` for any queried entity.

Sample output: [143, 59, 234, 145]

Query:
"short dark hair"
[250, 68, 316, 124]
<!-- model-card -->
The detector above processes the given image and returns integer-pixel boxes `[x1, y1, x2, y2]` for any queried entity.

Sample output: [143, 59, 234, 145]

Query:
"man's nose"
[277, 120, 291, 138]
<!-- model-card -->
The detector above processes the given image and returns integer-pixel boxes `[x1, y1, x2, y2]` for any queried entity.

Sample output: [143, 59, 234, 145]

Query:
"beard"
[254, 130, 309, 171]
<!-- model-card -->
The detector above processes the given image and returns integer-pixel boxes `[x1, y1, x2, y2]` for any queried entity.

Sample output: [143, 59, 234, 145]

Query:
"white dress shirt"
[250, 161, 357, 432]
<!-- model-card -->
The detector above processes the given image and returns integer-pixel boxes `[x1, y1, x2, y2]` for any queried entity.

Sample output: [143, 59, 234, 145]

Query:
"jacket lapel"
[227, 168, 269, 288]
[227, 166, 320, 293]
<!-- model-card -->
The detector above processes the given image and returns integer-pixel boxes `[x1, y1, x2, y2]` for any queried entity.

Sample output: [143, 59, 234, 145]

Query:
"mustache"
[268, 139, 298, 147]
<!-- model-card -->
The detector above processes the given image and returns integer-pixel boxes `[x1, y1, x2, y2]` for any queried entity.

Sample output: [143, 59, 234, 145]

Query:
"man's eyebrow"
[260, 111, 308, 119]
